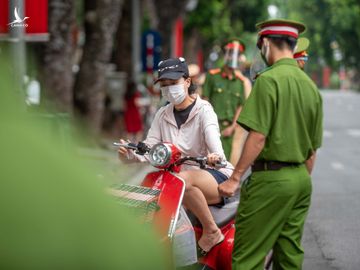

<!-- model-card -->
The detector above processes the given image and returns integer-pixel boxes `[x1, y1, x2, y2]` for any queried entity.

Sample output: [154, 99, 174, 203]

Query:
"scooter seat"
[187, 188, 240, 228]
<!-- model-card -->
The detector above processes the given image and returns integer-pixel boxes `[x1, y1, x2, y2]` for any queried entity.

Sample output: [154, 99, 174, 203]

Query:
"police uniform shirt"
[202, 69, 245, 121]
[238, 58, 323, 163]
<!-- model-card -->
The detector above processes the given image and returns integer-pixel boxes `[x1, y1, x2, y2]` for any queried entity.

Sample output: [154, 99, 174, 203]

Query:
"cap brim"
[154, 72, 184, 84]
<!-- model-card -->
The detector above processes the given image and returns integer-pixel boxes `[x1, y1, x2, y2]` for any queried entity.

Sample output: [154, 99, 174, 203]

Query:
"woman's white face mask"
[160, 83, 186, 105]
[160, 87, 169, 101]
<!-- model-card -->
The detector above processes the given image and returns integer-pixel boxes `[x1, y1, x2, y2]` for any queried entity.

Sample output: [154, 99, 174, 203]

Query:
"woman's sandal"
[197, 233, 225, 257]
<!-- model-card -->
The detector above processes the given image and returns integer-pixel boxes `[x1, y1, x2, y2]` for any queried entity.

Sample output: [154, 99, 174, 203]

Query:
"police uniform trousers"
[232, 164, 312, 270]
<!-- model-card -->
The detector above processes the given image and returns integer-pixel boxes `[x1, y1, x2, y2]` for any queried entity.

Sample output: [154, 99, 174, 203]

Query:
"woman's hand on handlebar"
[206, 153, 222, 167]
[117, 139, 131, 161]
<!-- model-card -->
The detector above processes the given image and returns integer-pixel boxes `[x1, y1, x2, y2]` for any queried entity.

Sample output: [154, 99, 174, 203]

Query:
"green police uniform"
[202, 68, 245, 158]
[233, 58, 323, 269]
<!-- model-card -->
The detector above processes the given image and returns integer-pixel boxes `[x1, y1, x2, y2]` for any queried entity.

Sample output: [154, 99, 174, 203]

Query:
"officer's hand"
[222, 126, 235, 137]
[218, 176, 240, 197]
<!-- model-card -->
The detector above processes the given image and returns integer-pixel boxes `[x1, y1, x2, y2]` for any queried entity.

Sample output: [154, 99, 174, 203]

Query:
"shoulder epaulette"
[254, 66, 273, 79]
[209, 68, 221, 75]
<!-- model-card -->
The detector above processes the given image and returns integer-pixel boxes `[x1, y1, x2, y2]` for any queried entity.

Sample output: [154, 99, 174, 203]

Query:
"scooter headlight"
[149, 143, 172, 167]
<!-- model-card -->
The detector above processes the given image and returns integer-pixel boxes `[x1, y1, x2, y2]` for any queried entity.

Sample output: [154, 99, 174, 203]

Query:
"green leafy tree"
[184, 0, 268, 64]
[326, 0, 360, 70]
[285, 0, 360, 86]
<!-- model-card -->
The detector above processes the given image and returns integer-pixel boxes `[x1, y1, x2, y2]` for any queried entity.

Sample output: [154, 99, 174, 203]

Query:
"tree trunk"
[74, 0, 124, 134]
[152, 0, 188, 58]
[39, 0, 76, 113]
[184, 28, 202, 64]
[113, 0, 131, 75]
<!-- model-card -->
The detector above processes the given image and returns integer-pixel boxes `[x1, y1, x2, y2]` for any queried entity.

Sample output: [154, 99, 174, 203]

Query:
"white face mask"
[161, 83, 186, 105]
[160, 86, 169, 101]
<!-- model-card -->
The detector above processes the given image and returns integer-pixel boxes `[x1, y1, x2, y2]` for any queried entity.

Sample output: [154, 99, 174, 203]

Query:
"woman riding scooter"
[118, 57, 234, 255]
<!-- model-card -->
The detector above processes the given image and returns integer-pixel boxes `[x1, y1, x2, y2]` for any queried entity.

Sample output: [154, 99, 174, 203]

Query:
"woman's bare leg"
[179, 170, 224, 251]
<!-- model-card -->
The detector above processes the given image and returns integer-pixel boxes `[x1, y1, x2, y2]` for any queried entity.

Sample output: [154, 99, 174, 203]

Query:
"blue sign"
[141, 30, 162, 72]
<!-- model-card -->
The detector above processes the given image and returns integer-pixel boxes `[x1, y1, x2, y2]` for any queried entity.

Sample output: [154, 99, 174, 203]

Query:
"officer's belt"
[252, 160, 301, 172]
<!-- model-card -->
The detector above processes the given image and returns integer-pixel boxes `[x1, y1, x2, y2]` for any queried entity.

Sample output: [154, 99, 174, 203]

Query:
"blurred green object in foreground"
[0, 60, 168, 269]
[28, 112, 73, 146]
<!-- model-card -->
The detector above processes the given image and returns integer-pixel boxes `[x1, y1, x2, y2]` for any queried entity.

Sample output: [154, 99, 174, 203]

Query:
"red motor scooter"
[112, 141, 272, 270]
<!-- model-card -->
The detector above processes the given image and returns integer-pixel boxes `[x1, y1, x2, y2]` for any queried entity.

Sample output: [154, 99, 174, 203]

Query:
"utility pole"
[8, 0, 27, 104]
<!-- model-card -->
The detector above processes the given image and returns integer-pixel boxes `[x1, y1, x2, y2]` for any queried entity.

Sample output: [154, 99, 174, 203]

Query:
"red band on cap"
[294, 51, 308, 59]
[260, 30, 298, 38]
[259, 25, 299, 38]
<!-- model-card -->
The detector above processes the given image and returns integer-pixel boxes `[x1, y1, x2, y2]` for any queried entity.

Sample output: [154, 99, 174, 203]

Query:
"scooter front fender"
[141, 171, 186, 240]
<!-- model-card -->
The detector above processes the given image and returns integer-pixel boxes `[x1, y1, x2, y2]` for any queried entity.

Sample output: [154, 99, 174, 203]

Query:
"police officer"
[218, 19, 323, 269]
[202, 39, 252, 163]
[294, 37, 310, 70]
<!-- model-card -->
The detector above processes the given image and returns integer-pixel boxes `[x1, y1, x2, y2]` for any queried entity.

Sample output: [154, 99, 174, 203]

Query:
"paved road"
[302, 90, 360, 270]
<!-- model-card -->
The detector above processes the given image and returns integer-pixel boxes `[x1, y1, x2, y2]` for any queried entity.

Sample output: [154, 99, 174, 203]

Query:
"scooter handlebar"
[212, 159, 227, 169]
[113, 142, 138, 150]
[177, 156, 227, 169]
[205, 157, 227, 169]
[113, 142, 228, 167]
[113, 141, 150, 155]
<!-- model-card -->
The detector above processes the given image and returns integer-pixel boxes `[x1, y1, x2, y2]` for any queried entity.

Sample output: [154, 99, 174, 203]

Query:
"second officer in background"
[202, 38, 251, 164]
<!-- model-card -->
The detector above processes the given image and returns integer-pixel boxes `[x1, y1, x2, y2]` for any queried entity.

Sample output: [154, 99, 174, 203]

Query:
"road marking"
[347, 129, 360, 138]
[323, 130, 333, 138]
[331, 162, 345, 170]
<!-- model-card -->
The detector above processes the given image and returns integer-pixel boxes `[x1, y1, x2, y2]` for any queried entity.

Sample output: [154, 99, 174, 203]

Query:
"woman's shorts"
[204, 168, 229, 206]
[204, 168, 228, 184]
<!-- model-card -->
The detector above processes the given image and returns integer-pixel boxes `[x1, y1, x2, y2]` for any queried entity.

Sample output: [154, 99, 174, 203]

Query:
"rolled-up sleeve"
[312, 94, 323, 150]
[237, 76, 276, 136]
